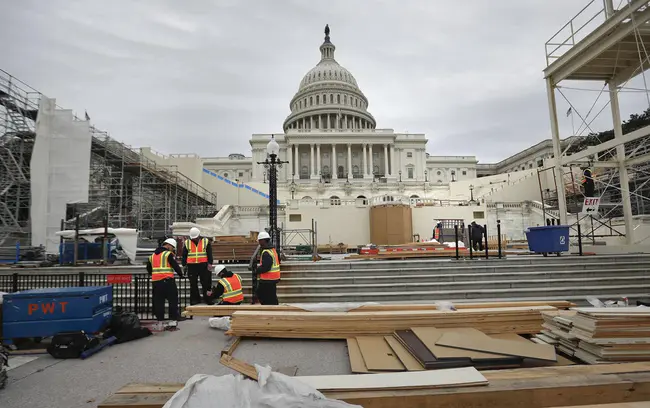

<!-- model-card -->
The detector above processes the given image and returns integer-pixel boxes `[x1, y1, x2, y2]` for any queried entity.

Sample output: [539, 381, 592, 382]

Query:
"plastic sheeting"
[31, 98, 91, 254]
[285, 302, 380, 312]
[54, 228, 138, 262]
[208, 317, 231, 331]
[163, 366, 359, 408]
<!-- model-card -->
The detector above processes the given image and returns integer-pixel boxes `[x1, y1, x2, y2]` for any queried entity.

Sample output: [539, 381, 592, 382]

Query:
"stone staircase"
[228, 254, 650, 304]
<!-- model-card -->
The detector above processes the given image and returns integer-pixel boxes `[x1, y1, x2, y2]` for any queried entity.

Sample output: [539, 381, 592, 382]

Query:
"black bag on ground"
[103, 309, 151, 344]
[47, 331, 99, 359]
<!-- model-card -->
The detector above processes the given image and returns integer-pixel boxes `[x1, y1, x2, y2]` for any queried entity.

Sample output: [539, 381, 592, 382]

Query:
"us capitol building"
[201, 25, 480, 202]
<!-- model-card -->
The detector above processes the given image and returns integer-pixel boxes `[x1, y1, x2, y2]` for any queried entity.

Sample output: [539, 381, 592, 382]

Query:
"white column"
[546, 78, 568, 225]
[390, 144, 396, 177]
[287, 145, 292, 180]
[332, 144, 338, 179]
[383, 144, 389, 177]
[368, 144, 373, 175]
[415, 149, 421, 181]
[327, 114, 331, 129]
[310, 144, 315, 177]
[310, 116, 314, 130]
[316, 144, 321, 177]
[609, 82, 634, 244]
[294, 144, 299, 177]
[347, 143, 352, 179]
[362, 144, 367, 177]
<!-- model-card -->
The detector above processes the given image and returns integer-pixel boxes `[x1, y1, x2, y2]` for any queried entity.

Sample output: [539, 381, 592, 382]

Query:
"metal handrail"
[545, 0, 607, 65]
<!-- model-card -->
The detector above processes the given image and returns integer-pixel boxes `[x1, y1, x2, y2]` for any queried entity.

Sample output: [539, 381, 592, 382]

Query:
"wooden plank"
[98, 393, 176, 408]
[347, 338, 374, 374]
[328, 372, 650, 408]
[483, 361, 650, 381]
[219, 354, 258, 380]
[411, 327, 508, 360]
[384, 335, 424, 371]
[550, 403, 650, 408]
[437, 330, 557, 362]
[116, 384, 184, 394]
[294, 367, 488, 392]
[356, 336, 405, 372]
[220, 336, 242, 356]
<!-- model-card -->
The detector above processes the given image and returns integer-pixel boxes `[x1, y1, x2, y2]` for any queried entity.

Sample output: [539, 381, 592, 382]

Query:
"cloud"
[1, 0, 649, 164]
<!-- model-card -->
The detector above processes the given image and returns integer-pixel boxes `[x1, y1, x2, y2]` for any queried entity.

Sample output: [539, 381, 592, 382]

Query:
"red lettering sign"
[27, 301, 69, 315]
[107, 274, 132, 284]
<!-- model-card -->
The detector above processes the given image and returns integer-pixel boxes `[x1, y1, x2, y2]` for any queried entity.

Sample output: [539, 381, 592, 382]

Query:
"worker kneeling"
[207, 265, 244, 305]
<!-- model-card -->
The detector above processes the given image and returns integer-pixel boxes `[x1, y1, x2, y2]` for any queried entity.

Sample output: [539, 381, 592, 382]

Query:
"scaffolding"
[543, 0, 650, 245]
[0, 69, 218, 246]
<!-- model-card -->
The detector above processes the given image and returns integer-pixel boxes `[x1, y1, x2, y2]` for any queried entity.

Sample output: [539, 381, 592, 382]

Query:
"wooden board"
[219, 354, 258, 380]
[411, 327, 508, 360]
[437, 330, 557, 362]
[384, 335, 424, 371]
[294, 367, 488, 392]
[227, 306, 555, 339]
[549, 403, 650, 408]
[220, 336, 242, 356]
[356, 336, 405, 371]
[346, 338, 379, 374]
[184, 300, 575, 317]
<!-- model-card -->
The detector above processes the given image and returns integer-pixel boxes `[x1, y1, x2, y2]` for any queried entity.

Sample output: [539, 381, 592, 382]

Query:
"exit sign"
[582, 197, 601, 214]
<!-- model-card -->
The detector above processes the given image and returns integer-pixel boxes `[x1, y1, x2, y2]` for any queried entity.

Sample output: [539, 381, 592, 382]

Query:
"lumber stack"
[99, 363, 650, 408]
[226, 306, 555, 339]
[534, 307, 650, 364]
[212, 235, 258, 263]
[535, 310, 580, 357]
[184, 300, 577, 317]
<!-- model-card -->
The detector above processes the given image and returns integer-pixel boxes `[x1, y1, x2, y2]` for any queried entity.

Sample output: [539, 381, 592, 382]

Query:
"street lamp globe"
[266, 136, 280, 157]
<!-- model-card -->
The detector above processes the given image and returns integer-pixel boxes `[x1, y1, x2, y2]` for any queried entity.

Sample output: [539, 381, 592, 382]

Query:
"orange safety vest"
[218, 274, 244, 303]
[258, 248, 281, 281]
[185, 238, 209, 264]
[149, 251, 175, 282]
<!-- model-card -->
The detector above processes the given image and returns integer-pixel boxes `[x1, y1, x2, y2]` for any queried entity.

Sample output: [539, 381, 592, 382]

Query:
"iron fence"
[0, 272, 192, 320]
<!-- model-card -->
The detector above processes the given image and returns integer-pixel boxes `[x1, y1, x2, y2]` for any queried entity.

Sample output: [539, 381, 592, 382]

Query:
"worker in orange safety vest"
[207, 265, 244, 305]
[146, 238, 187, 321]
[254, 231, 280, 305]
[182, 227, 214, 305]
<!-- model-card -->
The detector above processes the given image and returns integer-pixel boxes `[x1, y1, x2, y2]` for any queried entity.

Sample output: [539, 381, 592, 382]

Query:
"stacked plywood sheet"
[227, 306, 555, 339]
[534, 310, 580, 357]
[184, 300, 576, 317]
[212, 235, 258, 263]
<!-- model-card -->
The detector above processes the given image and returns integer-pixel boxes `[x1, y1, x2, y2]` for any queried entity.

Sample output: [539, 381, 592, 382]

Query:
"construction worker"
[254, 231, 280, 305]
[470, 221, 485, 251]
[146, 238, 186, 322]
[182, 227, 214, 305]
[582, 167, 595, 197]
[207, 265, 244, 305]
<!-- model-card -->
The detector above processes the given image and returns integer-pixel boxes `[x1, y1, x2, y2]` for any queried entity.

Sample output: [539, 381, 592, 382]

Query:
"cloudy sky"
[2, 0, 650, 163]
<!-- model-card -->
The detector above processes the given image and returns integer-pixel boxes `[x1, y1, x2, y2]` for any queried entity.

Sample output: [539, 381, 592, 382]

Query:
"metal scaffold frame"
[543, 0, 650, 245]
[0, 69, 218, 246]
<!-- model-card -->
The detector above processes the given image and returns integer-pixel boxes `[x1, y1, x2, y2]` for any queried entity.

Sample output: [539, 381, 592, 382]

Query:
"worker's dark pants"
[472, 238, 484, 251]
[218, 300, 243, 305]
[256, 280, 279, 305]
[152, 278, 180, 321]
[584, 181, 595, 197]
[187, 263, 213, 305]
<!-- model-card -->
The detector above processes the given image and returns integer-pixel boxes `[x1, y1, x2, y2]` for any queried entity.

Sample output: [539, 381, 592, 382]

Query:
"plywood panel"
[438, 331, 557, 362]
[384, 335, 424, 371]
[294, 367, 488, 392]
[356, 336, 405, 371]
[347, 338, 371, 374]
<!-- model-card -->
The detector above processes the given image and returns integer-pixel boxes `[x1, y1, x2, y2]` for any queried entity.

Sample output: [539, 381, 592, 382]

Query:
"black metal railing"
[0, 272, 191, 320]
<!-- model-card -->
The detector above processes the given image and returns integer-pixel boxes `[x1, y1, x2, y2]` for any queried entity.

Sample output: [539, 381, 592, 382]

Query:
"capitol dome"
[283, 25, 376, 132]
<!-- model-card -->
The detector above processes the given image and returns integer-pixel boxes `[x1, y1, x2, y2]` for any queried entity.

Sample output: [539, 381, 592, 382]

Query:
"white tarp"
[54, 228, 138, 262]
[31, 98, 91, 253]
[163, 366, 359, 408]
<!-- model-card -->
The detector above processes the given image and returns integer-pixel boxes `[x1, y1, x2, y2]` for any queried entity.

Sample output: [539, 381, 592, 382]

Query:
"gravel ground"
[0, 317, 349, 408]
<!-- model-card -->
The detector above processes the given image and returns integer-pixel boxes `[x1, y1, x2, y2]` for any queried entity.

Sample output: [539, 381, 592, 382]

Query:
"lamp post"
[469, 184, 475, 203]
[451, 170, 456, 182]
[257, 136, 288, 253]
[289, 173, 296, 200]
[424, 170, 428, 182]
[398, 170, 402, 182]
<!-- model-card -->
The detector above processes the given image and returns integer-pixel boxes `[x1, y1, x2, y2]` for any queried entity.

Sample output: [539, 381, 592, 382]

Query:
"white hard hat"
[213, 264, 226, 274]
[189, 227, 200, 239]
[257, 231, 271, 240]
[163, 238, 177, 249]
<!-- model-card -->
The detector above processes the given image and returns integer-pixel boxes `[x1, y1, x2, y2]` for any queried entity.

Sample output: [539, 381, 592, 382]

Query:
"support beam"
[627, 152, 650, 167]
[546, 78, 569, 225]
[609, 81, 635, 245]
[560, 123, 650, 165]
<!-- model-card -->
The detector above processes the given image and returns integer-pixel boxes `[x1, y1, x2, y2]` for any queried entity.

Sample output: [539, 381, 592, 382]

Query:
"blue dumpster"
[2, 286, 112, 344]
[525, 225, 570, 256]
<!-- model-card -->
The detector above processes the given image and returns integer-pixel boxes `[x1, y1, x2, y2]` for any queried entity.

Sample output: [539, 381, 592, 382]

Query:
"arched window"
[352, 165, 360, 177]
[410, 195, 420, 199]
[224, 173, 229, 178]
[344, 95, 347, 105]
[309, 96, 313, 106]
[301, 196, 313, 200]
[316, 95, 320, 105]
[329, 94, 333, 104]
[330, 195, 341, 206]
[357, 195, 368, 205]
[373, 165, 380, 175]
[337, 94, 341, 104]
[322, 165, 330, 176]
[337, 166, 345, 178]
